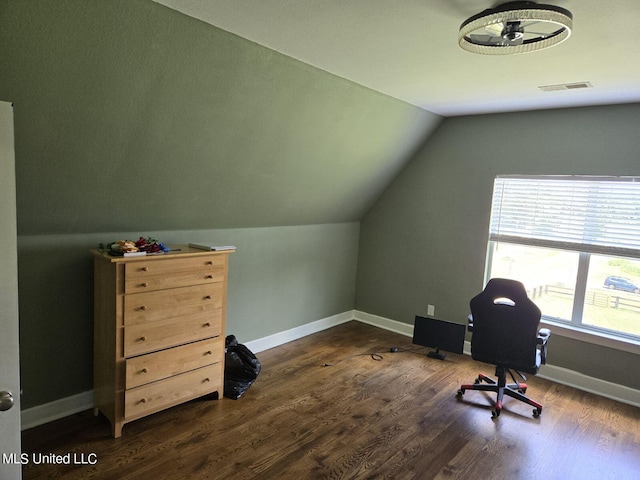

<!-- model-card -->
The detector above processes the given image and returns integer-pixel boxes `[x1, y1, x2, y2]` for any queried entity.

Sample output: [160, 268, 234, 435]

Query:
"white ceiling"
[152, 0, 640, 116]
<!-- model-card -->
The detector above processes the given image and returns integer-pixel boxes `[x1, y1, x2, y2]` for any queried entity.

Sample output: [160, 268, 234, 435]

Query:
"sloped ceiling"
[153, 0, 640, 116]
[0, 0, 440, 235]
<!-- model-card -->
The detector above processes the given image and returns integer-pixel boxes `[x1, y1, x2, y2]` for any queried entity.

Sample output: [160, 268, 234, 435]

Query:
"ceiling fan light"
[458, 2, 573, 55]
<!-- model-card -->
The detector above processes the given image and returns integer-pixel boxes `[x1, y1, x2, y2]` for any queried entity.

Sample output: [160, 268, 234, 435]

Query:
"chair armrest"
[467, 314, 474, 332]
[537, 328, 551, 364]
[537, 328, 551, 345]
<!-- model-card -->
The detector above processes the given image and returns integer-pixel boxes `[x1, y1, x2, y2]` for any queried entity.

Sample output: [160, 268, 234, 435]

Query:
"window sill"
[540, 318, 640, 355]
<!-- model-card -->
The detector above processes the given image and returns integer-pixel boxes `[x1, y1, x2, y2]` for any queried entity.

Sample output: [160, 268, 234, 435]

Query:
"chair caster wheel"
[533, 409, 541, 417]
[492, 409, 500, 418]
[474, 377, 481, 384]
[457, 389, 464, 396]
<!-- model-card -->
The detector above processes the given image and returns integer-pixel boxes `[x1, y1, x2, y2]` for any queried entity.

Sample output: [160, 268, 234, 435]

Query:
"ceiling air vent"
[539, 81, 593, 92]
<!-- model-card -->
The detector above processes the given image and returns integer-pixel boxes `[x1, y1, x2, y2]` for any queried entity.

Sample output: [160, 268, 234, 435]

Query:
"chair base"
[457, 369, 543, 418]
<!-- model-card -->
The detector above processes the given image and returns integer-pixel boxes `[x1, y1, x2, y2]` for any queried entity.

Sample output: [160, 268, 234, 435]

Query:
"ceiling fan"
[458, 1, 573, 55]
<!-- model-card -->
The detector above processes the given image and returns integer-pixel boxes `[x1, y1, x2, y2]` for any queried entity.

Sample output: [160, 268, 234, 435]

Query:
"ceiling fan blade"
[522, 31, 555, 38]
[468, 34, 501, 45]
[484, 22, 505, 36]
[519, 20, 542, 28]
[523, 20, 566, 35]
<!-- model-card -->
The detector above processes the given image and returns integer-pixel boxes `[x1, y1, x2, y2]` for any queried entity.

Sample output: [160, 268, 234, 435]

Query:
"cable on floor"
[321, 344, 428, 367]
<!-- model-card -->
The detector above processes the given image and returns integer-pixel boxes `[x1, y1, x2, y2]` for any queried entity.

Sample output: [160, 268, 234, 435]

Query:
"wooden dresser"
[91, 246, 233, 438]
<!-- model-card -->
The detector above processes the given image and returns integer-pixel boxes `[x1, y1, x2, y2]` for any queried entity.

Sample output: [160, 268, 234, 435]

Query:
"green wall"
[18, 224, 359, 408]
[0, 0, 440, 409]
[356, 103, 640, 389]
[0, 0, 439, 235]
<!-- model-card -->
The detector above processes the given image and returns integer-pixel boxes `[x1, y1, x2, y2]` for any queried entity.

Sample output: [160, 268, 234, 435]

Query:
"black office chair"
[457, 278, 550, 418]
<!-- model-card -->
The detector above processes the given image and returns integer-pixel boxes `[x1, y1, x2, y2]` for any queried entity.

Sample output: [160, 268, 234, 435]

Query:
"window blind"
[490, 176, 640, 257]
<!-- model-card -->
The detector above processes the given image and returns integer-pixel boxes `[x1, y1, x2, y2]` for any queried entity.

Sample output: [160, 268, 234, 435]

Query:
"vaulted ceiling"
[3, 1, 639, 236]
[0, 0, 441, 234]
[153, 0, 640, 116]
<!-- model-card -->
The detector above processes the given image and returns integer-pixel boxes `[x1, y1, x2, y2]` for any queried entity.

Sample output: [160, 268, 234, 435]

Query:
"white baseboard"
[21, 390, 94, 431]
[353, 311, 414, 337]
[21, 309, 639, 430]
[244, 310, 354, 354]
[538, 364, 640, 407]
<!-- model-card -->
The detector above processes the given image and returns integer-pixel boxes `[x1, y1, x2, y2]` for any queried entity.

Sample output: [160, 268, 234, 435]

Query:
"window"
[486, 176, 640, 342]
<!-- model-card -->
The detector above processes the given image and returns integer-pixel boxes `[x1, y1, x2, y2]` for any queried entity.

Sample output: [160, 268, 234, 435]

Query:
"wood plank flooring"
[21, 321, 640, 479]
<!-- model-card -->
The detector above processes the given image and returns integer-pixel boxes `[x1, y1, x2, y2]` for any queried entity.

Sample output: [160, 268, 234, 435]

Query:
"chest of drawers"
[91, 246, 233, 438]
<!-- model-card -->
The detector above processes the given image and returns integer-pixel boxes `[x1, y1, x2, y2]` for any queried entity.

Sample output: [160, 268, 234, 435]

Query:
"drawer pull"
[141, 267, 149, 272]
[139, 398, 147, 404]
[203, 377, 210, 383]
[205, 275, 213, 279]
[140, 282, 148, 288]
[205, 350, 212, 355]
[139, 336, 147, 342]
[203, 322, 211, 327]
[141, 368, 148, 373]
[206, 261, 213, 265]
[139, 305, 147, 311]
[204, 295, 212, 300]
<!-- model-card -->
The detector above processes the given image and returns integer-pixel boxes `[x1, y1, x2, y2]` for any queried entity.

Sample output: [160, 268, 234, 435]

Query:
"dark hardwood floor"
[22, 321, 640, 479]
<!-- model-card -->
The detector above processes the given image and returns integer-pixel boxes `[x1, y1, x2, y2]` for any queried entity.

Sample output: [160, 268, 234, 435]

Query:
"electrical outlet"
[427, 304, 435, 316]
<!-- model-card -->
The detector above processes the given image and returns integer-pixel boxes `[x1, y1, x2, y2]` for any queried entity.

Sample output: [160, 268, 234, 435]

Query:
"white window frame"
[486, 175, 640, 354]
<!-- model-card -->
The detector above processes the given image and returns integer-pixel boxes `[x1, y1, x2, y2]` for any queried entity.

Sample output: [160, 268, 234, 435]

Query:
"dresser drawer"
[124, 256, 225, 293]
[125, 337, 223, 389]
[124, 363, 222, 419]
[124, 311, 222, 357]
[123, 283, 222, 327]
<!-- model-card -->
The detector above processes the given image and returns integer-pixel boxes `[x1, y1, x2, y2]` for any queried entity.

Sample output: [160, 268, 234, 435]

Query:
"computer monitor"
[412, 315, 465, 360]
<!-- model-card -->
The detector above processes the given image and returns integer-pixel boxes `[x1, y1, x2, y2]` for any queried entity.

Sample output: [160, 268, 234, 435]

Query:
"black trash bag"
[224, 335, 261, 399]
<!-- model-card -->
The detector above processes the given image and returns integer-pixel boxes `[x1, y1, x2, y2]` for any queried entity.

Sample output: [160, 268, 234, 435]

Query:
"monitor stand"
[427, 348, 445, 360]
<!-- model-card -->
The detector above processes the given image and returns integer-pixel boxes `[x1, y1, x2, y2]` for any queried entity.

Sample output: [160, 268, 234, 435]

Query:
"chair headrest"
[471, 278, 541, 318]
